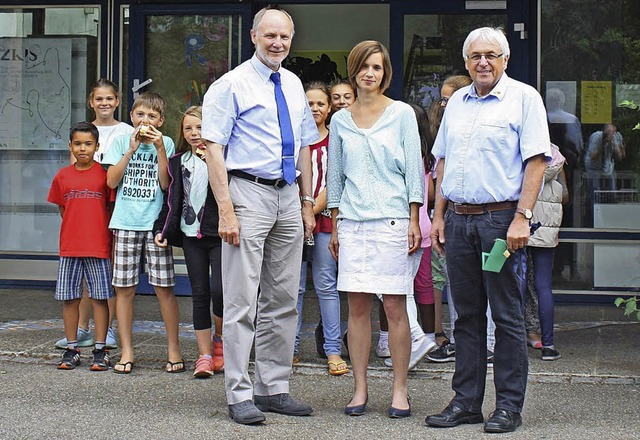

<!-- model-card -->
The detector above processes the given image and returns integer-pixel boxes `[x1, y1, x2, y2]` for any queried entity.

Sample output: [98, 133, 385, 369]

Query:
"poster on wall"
[581, 81, 612, 124]
[0, 38, 72, 150]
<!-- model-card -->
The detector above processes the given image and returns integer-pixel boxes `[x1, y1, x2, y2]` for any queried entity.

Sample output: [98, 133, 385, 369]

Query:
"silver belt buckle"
[273, 178, 284, 187]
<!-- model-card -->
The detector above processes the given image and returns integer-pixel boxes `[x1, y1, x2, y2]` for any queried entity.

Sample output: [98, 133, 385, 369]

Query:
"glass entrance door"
[123, 4, 250, 293]
[127, 4, 251, 137]
[390, 0, 533, 105]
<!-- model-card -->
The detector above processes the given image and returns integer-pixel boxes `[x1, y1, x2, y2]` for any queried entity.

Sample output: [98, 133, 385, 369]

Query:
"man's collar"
[251, 54, 280, 83]
[464, 73, 509, 101]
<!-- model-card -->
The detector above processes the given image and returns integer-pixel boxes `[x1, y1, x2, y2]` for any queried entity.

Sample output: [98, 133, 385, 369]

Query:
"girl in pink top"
[409, 104, 437, 336]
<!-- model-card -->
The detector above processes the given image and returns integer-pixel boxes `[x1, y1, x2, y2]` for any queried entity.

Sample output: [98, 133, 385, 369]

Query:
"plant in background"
[614, 99, 639, 320]
[618, 100, 640, 130]
[614, 297, 640, 320]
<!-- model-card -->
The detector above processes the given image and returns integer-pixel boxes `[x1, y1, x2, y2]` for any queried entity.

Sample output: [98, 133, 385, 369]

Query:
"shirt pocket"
[475, 119, 508, 152]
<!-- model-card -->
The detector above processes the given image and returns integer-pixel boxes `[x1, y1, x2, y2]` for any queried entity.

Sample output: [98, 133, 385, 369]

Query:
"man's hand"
[430, 215, 446, 254]
[218, 203, 240, 246]
[506, 216, 530, 253]
[301, 204, 316, 239]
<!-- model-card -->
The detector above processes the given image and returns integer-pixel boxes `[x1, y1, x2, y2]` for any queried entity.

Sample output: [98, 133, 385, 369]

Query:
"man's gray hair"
[462, 27, 510, 60]
[252, 5, 295, 38]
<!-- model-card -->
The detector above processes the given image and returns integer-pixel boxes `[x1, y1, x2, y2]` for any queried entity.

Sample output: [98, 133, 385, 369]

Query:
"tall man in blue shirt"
[426, 27, 550, 434]
[202, 6, 318, 425]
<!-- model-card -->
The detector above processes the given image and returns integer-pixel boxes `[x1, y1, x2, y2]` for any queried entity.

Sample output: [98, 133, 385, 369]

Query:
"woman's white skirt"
[336, 218, 416, 295]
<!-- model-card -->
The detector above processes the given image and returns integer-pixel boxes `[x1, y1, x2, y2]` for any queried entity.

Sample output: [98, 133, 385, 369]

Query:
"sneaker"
[527, 333, 542, 349]
[426, 342, 456, 363]
[58, 348, 81, 370]
[409, 336, 437, 369]
[487, 350, 494, 367]
[55, 327, 93, 349]
[384, 337, 437, 369]
[541, 347, 561, 361]
[90, 347, 111, 371]
[193, 355, 214, 378]
[105, 327, 118, 349]
[211, 335, 224, 372]
[376, 337, 391, 358]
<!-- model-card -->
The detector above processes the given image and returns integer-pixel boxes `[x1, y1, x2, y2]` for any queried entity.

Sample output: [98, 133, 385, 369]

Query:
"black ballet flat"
[387, 396, 411, 418]
[344, 396, 368, 416]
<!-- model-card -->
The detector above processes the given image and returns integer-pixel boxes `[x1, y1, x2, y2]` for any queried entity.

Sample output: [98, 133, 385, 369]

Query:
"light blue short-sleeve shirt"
[432, 73, 551, 204]
[201, 54, 318, 180]
[103, 134, 175, 231]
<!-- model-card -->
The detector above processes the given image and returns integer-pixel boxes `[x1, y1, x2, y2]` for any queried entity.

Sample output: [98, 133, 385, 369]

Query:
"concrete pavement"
[0, 289, 638, 439]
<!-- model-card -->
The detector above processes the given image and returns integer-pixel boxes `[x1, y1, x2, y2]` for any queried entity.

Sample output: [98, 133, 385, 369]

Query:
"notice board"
[0, 38, 72, 150]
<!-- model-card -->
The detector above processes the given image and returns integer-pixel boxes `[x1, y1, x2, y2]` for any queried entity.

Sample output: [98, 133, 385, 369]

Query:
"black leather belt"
[229, 170, 288, 189]
[447, 201, 517, 215]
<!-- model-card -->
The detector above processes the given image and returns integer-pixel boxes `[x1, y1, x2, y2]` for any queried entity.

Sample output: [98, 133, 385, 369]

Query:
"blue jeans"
[295, 232, 341, 355]
[447, 284, 496, 351]
[529, 246, 556, 347]
[445, 209, 528, 414]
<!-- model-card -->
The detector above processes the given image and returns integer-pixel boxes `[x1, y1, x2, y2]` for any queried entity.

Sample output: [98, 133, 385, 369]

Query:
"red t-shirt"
[47, 162, 115, 258]
[309, 134, 332, 234]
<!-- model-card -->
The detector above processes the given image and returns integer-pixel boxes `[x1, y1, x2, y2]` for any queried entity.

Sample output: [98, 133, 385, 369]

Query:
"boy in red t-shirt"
[48, 122, 115, 371]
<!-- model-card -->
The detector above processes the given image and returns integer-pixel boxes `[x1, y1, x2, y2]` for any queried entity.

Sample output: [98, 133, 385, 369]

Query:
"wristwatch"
[301, 195, 316, 206]
[516, 207, 533, 220]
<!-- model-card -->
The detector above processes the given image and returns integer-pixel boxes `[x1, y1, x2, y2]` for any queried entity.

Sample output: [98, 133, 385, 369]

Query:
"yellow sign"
[581, 81, 612, 124]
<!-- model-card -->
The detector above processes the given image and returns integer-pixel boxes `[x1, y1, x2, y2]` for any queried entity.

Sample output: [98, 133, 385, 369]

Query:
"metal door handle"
[132, 78, 153, 98]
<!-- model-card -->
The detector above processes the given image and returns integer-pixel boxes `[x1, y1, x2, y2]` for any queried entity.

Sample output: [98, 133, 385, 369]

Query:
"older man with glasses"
[425, 27, 550, 434]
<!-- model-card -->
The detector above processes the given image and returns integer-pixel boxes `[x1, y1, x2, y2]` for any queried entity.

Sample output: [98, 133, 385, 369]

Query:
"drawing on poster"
[0, 38, 72, 150]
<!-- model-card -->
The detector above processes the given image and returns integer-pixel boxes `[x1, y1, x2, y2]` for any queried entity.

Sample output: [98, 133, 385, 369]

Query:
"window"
[0, 7, 100, 255]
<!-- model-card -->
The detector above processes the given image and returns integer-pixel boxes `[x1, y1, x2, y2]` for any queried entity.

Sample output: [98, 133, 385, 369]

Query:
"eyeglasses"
[467, 53, 503, 62]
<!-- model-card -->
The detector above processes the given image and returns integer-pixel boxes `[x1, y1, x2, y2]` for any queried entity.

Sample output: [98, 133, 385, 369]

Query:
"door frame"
[388, 0, 537, 99]
[125, 2, 252, 110]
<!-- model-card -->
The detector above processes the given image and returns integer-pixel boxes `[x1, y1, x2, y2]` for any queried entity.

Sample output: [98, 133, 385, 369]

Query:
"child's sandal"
[166, 359, 186, 373]
[114, 361, 134, 374]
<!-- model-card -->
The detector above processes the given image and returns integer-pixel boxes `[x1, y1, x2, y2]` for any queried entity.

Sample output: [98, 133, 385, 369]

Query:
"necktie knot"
[270, 72, 281, 85]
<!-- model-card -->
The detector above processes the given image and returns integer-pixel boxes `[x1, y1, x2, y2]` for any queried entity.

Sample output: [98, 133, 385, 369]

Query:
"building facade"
[1, 0, 639, 297]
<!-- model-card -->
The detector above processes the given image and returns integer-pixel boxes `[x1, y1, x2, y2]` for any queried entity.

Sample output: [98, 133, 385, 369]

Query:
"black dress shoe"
[484, 409, 522, 433]
[425, 404, 484, 428]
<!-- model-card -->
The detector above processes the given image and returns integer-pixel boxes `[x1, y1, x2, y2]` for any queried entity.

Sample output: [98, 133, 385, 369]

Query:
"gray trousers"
[223, 176, 303, 404]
